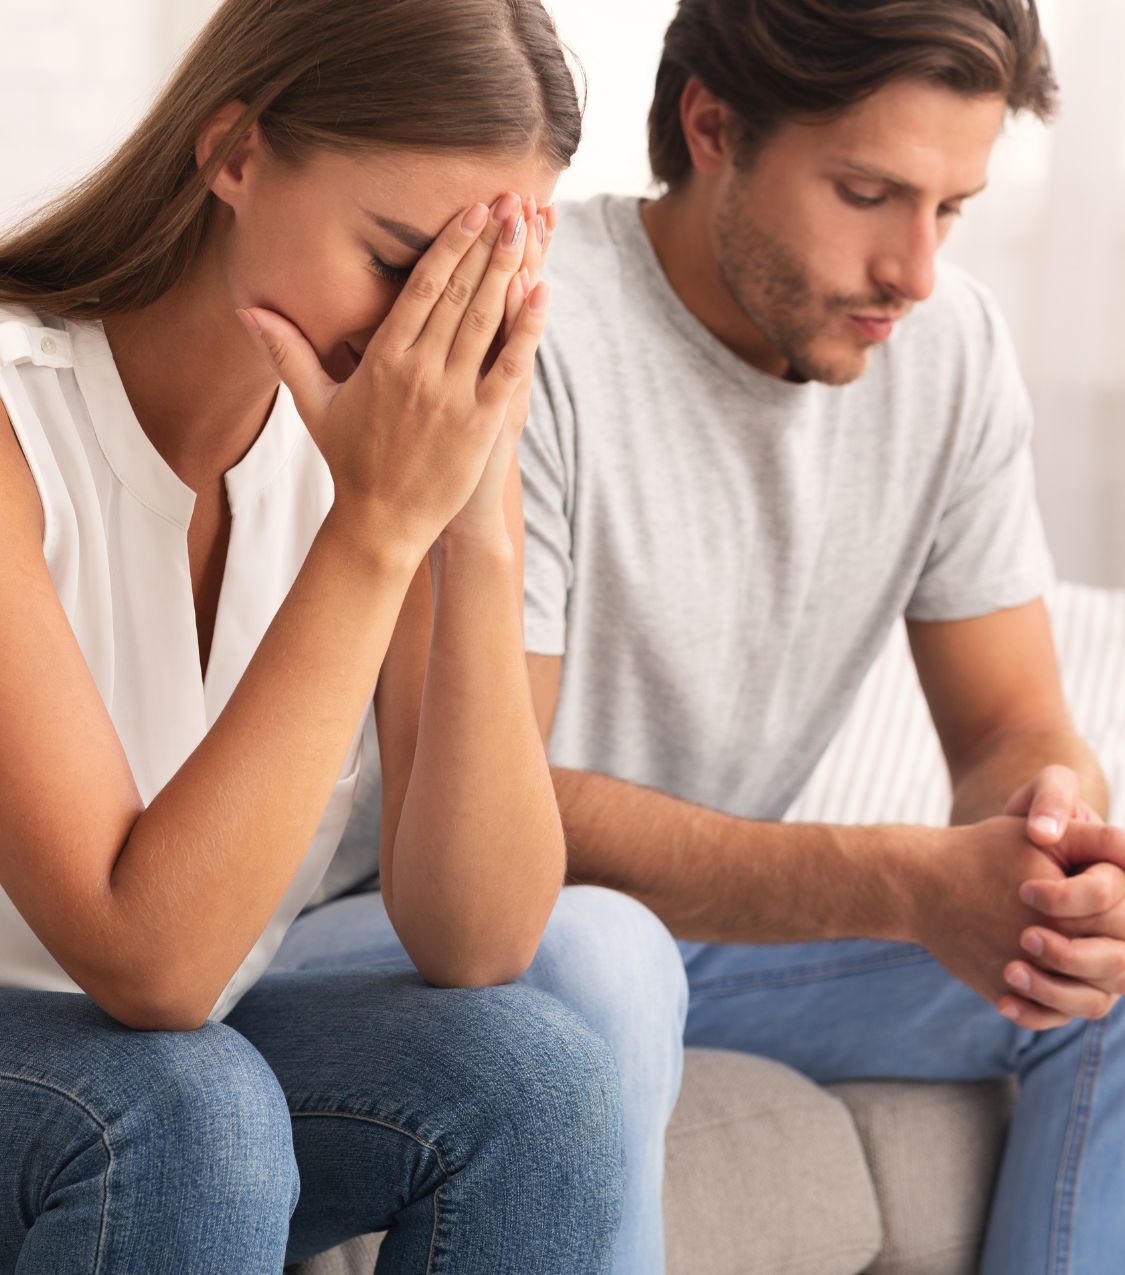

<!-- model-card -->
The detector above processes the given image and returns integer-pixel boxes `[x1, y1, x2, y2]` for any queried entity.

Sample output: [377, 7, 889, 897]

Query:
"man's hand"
[1001, 800, 1125, 1028]
[1005, 764, 1102, 847]
[911, 817, 1068, 1029]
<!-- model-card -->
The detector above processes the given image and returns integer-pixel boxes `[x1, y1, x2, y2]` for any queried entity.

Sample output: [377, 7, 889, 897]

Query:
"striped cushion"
[787, 582, 1125, 828]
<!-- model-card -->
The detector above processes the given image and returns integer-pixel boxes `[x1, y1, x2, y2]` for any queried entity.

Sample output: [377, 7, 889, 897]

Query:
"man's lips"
[848, 314, 899, 343]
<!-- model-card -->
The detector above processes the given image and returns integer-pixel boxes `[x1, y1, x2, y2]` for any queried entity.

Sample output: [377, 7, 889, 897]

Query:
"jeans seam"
[1046, 1021, 1106, 1275]
[426, 1185, 442, 1275]
[687, 947, 933, 998]
[0, 1072, 112, 1273]
[288, 1109, 449, 1271]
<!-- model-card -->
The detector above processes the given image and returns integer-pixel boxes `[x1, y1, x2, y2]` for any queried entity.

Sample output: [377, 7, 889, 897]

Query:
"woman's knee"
[111, 1021, 299, 1215]
[456, 985, 626, 1235]
[0, 1004, 298, 1269]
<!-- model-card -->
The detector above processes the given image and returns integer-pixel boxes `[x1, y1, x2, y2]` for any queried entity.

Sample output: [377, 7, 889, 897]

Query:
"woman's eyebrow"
[365, 212, 436, 253]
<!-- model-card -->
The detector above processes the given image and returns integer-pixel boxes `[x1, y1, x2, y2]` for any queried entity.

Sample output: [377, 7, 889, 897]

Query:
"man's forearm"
[552, 766, 931, 945]
[949, 726, 1109, 826]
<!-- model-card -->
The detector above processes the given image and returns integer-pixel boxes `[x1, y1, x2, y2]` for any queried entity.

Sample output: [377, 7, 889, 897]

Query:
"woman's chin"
[324, 342, 363, 384]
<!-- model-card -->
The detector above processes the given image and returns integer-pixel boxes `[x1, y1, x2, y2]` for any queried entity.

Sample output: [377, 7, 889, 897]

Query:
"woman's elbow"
[413, 943, 540, 990]
[81, 967, 217, 1033]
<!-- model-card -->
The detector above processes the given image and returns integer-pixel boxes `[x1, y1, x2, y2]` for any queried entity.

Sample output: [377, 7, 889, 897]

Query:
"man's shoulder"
[545, 194, 644, 317]
[549, 193, 634, 266]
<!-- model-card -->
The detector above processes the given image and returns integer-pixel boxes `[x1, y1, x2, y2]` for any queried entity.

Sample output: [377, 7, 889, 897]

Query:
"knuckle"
[496, 353, 525, 382]
[1095, 824, 1118, 859]
[407, 270, 441, 304]
[464, 304, 497, 337]
[442, 274, 474, 308]
[1090, 879, 1114, 913]
[1091, 995, 1113, 1021]
[401, 358, 431, 401]
[368, 336, 398, 368]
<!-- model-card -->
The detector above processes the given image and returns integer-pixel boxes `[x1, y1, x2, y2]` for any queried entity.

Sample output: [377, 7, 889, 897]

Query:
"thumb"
[236, 307, 337, 427]
[1025, 767, 1081, 847]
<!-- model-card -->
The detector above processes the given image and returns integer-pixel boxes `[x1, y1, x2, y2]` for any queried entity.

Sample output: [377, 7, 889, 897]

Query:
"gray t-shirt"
[521, 193, 1053, 821]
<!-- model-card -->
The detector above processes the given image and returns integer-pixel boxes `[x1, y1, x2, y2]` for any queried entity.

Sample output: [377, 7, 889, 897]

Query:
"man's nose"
[871, 215, 938, 305]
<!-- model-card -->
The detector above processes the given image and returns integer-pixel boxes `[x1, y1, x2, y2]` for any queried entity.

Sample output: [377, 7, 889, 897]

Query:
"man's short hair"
[648, 0, 1058, 188]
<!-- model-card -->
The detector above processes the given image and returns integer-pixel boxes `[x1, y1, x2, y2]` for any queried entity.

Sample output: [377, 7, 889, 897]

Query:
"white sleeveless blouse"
[0, 303, 367, 1020]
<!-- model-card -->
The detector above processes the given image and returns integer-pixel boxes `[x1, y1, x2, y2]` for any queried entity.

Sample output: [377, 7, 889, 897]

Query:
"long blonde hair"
[0, 0, 581, 319]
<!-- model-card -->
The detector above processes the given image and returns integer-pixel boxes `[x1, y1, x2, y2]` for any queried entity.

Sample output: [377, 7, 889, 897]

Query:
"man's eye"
[369, 256, 414, 285]
[938, 204, 964, 220]
[838, 185, 886, 210]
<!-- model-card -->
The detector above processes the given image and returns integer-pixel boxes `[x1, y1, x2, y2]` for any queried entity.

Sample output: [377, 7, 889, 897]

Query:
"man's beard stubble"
[713, 191, 897, 387]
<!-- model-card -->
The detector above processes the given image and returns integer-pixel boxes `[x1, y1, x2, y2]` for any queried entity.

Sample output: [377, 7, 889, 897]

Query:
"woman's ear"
[195, 100, 261, 211]
[679, 77, 738, 178]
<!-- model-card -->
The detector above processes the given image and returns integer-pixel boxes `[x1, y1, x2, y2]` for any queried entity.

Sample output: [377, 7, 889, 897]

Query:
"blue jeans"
[680, 936, 1125, 1275]
[0, 938, 628, 1272]
[269, 886, 688, 1275]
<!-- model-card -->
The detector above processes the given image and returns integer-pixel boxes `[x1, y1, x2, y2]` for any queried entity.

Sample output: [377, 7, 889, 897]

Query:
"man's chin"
[788, 344, 871, 387]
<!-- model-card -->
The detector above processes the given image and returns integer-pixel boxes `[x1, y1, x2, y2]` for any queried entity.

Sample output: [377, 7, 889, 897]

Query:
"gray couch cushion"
[833, 1079, 1014, 1275]
[663, 1050, 882, 1275]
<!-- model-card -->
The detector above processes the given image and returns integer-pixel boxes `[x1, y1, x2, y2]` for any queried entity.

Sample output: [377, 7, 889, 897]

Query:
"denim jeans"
[680, 935, 1125, 1275]
[268, 885, 689, 1275]
[0, 928, 629, 1273]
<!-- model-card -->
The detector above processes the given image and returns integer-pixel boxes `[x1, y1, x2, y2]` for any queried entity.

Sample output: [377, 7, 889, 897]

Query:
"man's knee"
[532, 885, 689, 1027]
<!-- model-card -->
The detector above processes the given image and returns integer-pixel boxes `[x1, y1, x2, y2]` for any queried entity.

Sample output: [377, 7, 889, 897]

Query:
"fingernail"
[519, 267, 531, 296]
[1021, 932, 1045, 957]
[1031, 816, 1061, 839]
[1000, 1003, 1022, 1022]
[492, 193, 520, 224]
[528, 281, 550, 312]
[461, 203, 488, 234]
[1006, 967, 1031, 992]
[536, 214, 545, 245]
[1019, 884, 1040, 908]
[507, 214, 525, 247]
[235, 308, 261, 337]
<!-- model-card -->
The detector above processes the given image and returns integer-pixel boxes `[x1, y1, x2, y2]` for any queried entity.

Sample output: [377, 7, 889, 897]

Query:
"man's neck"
[640, 187, 791, 379]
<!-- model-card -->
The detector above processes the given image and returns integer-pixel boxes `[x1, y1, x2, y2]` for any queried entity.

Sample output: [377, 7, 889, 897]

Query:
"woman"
[0, 1, 629, 1270]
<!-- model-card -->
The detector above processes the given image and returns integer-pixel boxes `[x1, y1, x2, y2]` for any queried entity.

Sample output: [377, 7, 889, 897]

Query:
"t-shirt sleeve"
[519, 345, 575, 655]
[905, 286, 1054, 623]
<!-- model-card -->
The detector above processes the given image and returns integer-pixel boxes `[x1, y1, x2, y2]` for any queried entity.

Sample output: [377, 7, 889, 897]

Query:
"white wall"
[2, 1, 1121, 586]
[549, 0, 678, 202]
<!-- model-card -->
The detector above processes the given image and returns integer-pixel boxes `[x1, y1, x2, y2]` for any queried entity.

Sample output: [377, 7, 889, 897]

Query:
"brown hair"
[0, 0, 580, 319]
[649, 0, 1057, 188]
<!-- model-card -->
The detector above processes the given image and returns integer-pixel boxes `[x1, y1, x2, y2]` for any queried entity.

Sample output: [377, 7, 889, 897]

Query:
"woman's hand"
[443, 199, 557, 543]
[237, 195, 545, 564]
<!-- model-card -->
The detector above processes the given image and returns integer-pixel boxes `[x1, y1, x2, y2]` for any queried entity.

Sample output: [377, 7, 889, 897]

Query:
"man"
[522, 1, 1125, 1268]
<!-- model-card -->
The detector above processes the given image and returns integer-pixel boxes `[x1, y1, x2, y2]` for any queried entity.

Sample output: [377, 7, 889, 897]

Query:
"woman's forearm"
[94, 509, 418, 1027]
[387, 528, 565, 986]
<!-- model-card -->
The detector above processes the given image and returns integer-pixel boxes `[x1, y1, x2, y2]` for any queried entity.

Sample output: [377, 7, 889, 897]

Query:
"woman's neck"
[101, 243, 280, 493]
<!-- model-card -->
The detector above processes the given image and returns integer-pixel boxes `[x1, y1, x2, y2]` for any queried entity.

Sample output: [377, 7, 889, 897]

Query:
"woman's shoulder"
[0, 302, 73, 373]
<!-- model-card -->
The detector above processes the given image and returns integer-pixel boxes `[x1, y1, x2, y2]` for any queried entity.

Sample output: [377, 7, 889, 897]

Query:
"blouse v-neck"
[65, 318, 303, 712]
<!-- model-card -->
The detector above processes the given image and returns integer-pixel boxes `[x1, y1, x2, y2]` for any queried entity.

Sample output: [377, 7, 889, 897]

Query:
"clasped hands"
[998, 765, 1125, 1031]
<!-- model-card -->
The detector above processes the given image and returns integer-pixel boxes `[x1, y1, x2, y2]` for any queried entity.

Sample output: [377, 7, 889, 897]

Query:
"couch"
[295, 582, 1125, 1274]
